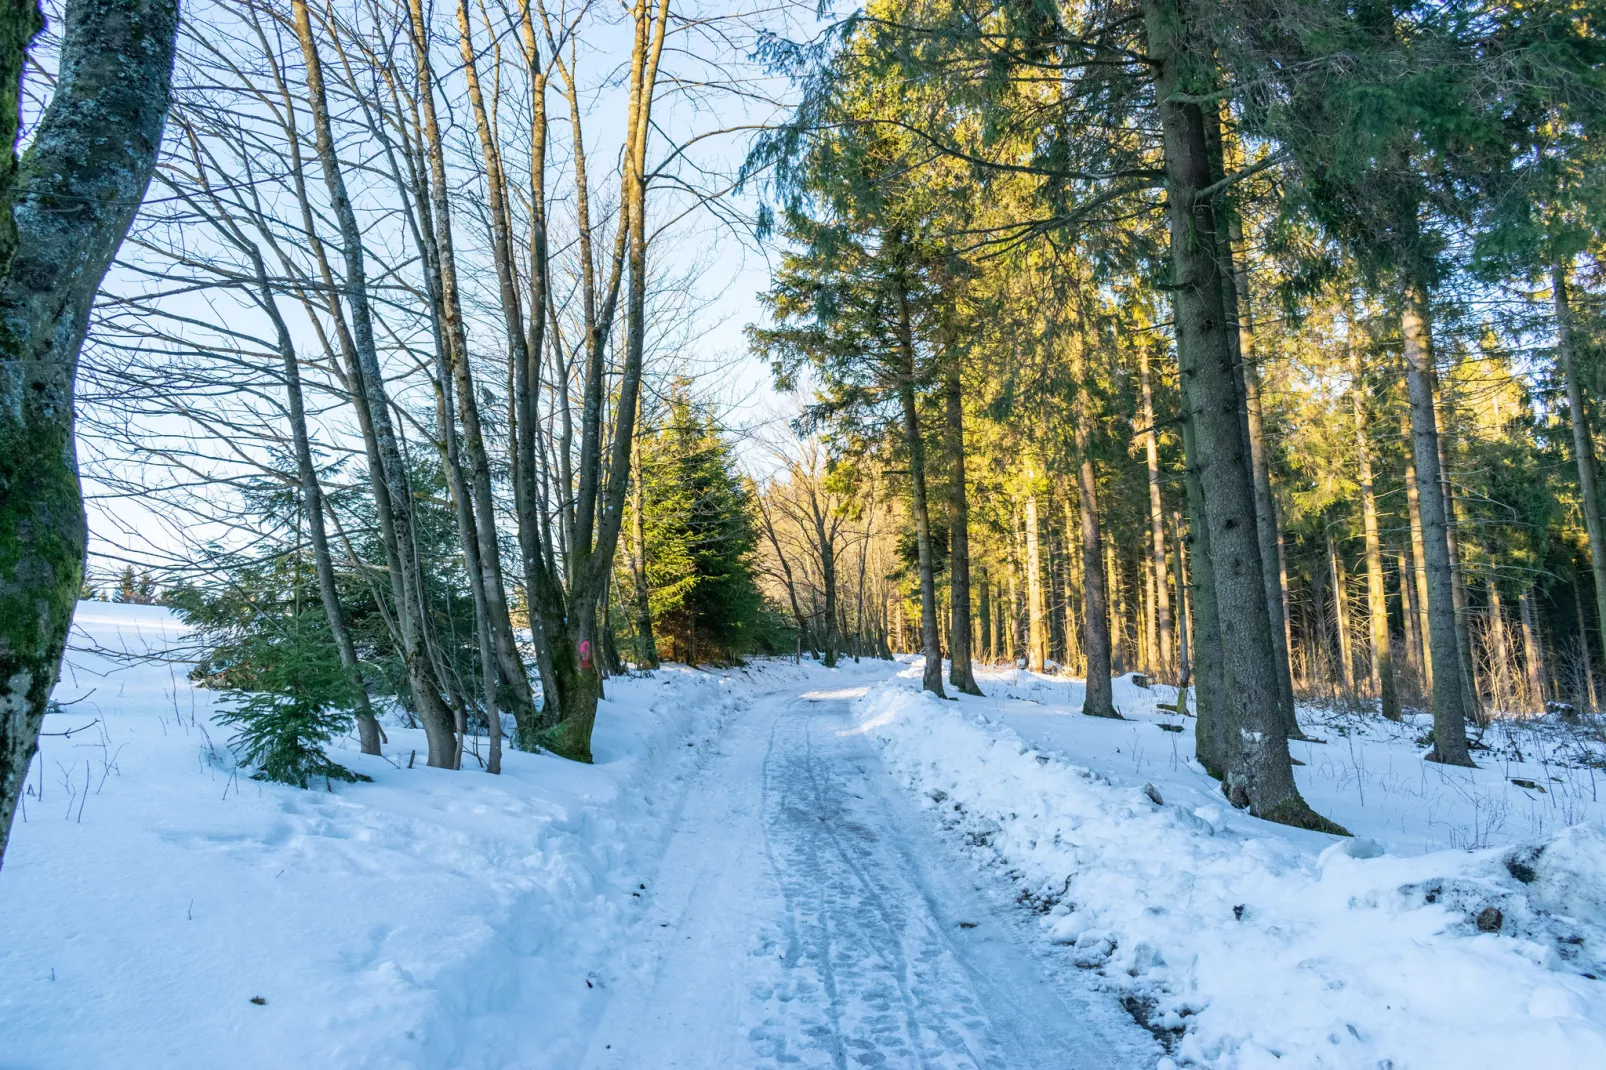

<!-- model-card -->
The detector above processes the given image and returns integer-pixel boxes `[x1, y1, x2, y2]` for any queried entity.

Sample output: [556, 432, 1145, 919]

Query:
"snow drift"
[855, 665, 1606, 1069]
[0, 602, 824, 1069]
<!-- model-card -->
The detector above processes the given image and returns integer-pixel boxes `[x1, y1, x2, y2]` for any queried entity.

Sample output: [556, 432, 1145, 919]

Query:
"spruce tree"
[213, 610, 370, 789]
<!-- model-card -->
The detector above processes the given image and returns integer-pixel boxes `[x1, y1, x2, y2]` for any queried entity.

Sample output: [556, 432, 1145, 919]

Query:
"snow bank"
[0, 602, 838, 1068]
[856, 665, 1606, 1069]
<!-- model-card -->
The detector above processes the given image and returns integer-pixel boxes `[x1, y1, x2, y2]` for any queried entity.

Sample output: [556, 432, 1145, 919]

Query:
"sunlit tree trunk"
[1349, 321, 1398, 719]
[1329, 537, 1355, 694]
[294, 0, 458, 765]
[1401, 410, 1434, 692]
[1401, 275, 1473, 765]
[1553, 259, 1606, 687]
[1489, 583, 1513, 715]
[1025, 486, 1047, 673]
[1137, 345, 1175, 677]
[1172, 511, 1192, 692]
[943, 356, 980, 692]
[1520, 587, 1546, 713]
[894, 266, 946, 697]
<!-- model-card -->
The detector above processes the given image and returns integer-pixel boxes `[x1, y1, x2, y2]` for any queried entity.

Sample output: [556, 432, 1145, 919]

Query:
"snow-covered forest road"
[578, 685, 1158, 1069]
[7, 608, 1603, 1069]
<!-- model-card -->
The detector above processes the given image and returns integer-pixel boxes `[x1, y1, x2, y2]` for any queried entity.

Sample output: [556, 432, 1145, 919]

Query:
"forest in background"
[3, 0, 1606, 867]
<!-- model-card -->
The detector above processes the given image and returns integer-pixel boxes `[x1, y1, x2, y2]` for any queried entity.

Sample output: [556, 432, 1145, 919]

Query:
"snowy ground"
[7, 605, 1604, 1068]
[0, 605, 1153, 1069]
[854, 663, 1606, 1069]
[0, 604, 879, 1067]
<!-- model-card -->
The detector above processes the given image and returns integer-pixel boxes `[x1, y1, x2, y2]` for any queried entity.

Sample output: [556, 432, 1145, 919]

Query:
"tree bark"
[1398, 546, 1425, 692]
[1349, 325, 1399, 718]
[1574, 574, 1600, 710]
[1210, 105, 1300, 739]
[1400, 276, 1473, 765]
[1489, 582, 1513, 715]
[628, 442, 658, 668]
[1436, 405, 1481, 725]
[942, 356, 980, 692]
[256, 262, 383, 754]
[1553, 260, 1606, 685]
[894, 270, 946, 698]
[1179, 412, 1224, 776]
[1067, 334, 1116, 712]
[294, 0, 458, 766]
[1060, 495, 1083, 674]
[1025, 488, 1047, 673]
[1401, 409, 1434, 692]
[806, 484, 839, 669]
[1146, 0, 1333, 828]
[978, 572, 993, 661]
[1520, 587, 1546, 713]
[536, 0, 669, 760]
[0, 0, 177, 867]
[1172, 510, 1192, 692]
[412, 0, 536, 735]
[1329, 536, 1355, 694]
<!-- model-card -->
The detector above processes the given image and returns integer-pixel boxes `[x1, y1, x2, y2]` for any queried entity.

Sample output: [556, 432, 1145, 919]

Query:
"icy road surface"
[578, 686, 1159, 1069]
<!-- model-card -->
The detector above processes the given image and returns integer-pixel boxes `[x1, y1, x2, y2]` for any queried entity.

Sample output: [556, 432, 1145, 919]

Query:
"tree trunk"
[1219, 196, 1300, 738]
[258, 265, 383, 754]
[295, 0, 459, 766]
[942, 357, 981, 693]
[629, 444, 658, 669]
[1061, 495, 1084, 674]
[1520, 587, 1546, 713]
[1329, 537, 1355, 694]
[1554, 260, 1606, 686]
[414, 0, 536, 733]
[978, 573, 993, 662]
[1349, 328, 1399, 719]
[0, 0, 177, 868]
[895, 278, 946, 698]
[1398, 546, 1425, 692]
[813, 503, 839, 668]
[1574, 574, 1599, 710]
[1070, 339, 1116, 714]
[1489, 583, 1513, 715]
[1179, 412, 1225, 776]
[1146, 0, 1333, 828]
[537, 0, 670, 760]
[1172, 511, 1192, 692]
[758, 494, 810, 654]
[1436, 407, 1481, 726]
[1401, 410, 1434, 692]
[1400, 275, 1473, 765]
[1025, 489, 1047, 673]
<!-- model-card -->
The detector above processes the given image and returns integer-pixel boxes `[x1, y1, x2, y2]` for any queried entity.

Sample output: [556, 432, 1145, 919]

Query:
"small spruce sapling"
[215, 613, 371, 789]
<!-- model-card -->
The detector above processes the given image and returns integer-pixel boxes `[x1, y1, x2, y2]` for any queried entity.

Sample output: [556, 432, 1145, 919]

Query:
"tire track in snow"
[577, 683, 1158, 1069]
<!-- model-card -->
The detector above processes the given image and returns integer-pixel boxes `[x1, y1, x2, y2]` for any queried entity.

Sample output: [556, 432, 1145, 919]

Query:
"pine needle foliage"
[633, 387, 768, 664]
[213, 610, 370, 789]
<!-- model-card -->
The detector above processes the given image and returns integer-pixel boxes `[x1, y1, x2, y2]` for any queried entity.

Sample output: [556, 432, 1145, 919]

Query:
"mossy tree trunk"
[0, 0, 178, 868]
[534, 0, 670, 761]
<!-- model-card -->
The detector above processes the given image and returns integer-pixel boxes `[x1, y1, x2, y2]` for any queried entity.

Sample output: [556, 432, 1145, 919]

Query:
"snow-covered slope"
[0, 602, 853, 1069]
[855, 662, 1606, 1069]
